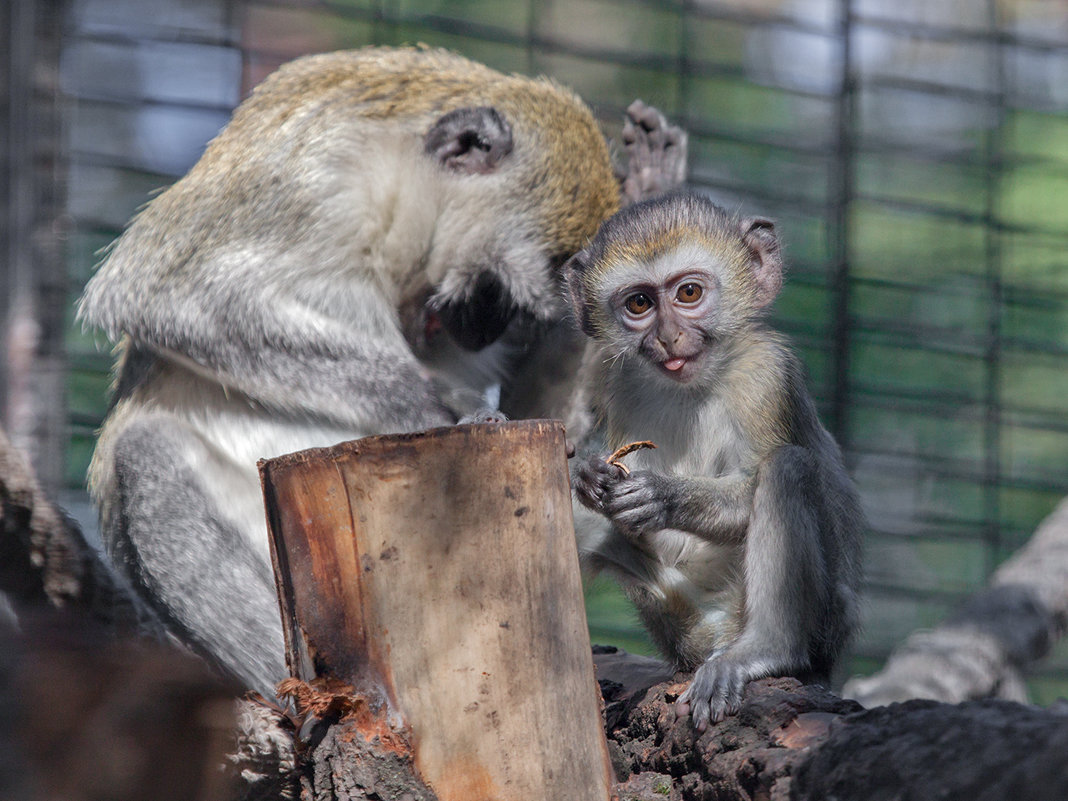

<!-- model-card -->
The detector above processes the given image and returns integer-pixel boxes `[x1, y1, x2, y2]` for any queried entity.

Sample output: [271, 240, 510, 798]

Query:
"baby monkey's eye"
[625, 293, 653, 315]
[677, 283, 703, 303]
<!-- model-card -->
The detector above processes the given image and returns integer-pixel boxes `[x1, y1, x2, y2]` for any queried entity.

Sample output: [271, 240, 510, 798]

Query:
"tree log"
[259, 420, 613, 801]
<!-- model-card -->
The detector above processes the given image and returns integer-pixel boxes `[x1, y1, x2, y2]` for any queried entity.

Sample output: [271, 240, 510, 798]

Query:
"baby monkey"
[565, 192, 862, 730]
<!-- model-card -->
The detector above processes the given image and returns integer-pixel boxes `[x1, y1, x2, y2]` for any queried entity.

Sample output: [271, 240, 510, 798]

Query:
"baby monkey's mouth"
[662, 357, 688, 373]
[657, 350, 705, 381]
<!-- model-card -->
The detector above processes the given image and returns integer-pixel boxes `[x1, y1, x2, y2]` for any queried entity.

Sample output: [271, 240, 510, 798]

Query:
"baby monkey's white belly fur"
[601, 398, 752, 640]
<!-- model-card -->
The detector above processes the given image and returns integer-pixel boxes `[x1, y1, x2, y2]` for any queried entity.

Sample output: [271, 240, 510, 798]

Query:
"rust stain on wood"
[426, 759, 501, 801]
[771, 711, 840, 750]
[277, 677, 412, 756]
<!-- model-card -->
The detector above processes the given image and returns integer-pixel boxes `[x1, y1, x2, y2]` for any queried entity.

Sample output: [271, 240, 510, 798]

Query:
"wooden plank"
[259, 419, 612, 801]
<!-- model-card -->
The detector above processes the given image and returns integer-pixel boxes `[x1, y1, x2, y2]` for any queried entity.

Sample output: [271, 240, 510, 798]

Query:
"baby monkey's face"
[605, 245, 727, 384]
[565, 192, 785, 387]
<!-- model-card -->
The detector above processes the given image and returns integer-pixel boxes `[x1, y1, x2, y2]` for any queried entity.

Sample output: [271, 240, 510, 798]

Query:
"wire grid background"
[60, 0, 1068, 698]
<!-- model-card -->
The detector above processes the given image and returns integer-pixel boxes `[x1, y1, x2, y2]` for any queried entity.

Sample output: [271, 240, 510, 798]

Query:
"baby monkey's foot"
[675, 653, 767, 731]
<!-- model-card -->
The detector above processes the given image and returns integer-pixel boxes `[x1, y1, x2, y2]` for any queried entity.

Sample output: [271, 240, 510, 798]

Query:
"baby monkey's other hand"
[572, 453, 627, 515]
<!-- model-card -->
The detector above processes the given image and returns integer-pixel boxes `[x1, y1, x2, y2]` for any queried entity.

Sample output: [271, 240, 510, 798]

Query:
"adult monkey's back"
[79, 47, 686, 696]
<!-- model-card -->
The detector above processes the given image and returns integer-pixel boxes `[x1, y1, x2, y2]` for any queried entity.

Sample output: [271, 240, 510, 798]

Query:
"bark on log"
[229, 647, 1068, 801]
[791, 698, 1068, 801]
[259, 420, 613, 801]
[596, 658, 1068, 801]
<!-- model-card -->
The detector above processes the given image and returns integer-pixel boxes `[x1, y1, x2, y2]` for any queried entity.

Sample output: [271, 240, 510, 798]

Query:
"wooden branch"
[0, 427, 159, 633]
[845, 497, 1068, 706]
[259, 419, 613, 801]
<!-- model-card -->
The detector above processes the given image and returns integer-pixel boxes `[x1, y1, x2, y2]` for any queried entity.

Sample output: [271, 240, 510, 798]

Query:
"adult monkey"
[79, 47, 686, 696]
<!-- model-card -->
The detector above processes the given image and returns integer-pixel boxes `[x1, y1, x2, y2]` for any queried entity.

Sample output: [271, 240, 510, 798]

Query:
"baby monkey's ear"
[740, 217, 783, 308]
[424, 106, 514, 174]
[562, 249, 597, 337]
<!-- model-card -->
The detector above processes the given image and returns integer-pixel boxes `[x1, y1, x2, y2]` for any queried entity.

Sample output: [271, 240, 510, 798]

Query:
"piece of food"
[606, 440, 657, 474]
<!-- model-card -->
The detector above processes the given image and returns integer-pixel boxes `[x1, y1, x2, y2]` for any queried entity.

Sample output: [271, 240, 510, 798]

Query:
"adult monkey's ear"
[740, 217, 783, 309]
[562, 249, 596, 337]
[424, 107, 514, 174]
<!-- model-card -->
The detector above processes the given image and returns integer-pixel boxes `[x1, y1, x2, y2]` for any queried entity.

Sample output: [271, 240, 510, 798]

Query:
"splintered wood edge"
[257, 419, 566, 475]
[606, 440, 657, 475]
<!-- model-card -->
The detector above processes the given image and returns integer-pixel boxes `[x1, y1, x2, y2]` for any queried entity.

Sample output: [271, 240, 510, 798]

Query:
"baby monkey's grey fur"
[566, 192, 862, 730]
